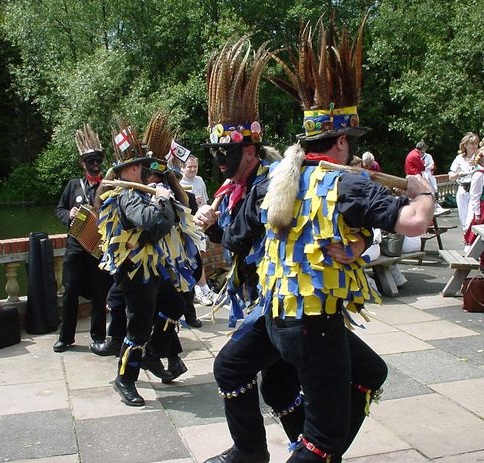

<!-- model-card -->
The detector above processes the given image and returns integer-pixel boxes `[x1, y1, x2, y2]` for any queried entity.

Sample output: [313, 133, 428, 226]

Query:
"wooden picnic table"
[440, 224, 484, 296]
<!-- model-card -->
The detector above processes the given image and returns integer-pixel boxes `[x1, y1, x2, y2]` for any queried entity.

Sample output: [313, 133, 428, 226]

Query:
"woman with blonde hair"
[448, 132, 480, 228]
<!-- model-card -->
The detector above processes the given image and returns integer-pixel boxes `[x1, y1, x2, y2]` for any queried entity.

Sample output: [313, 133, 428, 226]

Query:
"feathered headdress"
[75, 123, 104, 161]
[142, 111, 174, 175]
[111, 116, 152, 171]
[204, 37, 271, 146]
[268, 12, 369, 141]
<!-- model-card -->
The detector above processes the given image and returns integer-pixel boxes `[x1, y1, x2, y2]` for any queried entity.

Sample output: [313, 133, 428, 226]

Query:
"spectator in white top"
[180, 155, 209, 207]
[449, 132, 479, 228]
[180, 155, 217, 306]
[421, 148, 446, 214]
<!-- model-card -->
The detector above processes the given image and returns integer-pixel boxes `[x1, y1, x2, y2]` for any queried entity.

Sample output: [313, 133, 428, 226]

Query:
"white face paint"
[76, 195, 83, 204]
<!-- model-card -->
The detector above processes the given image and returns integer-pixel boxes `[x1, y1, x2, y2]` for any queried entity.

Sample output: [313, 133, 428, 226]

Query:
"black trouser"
[106, 282, 127, 340]
[118, 267, 160, 344]
[59, 245, 110, 343]
[145, 278, 187, 358]
[213, 316, 302, 453]
[266, 314, 388, 461]
[182, 289, 198, 322]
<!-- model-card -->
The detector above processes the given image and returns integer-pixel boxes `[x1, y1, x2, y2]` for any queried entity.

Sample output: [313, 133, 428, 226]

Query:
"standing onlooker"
[404, 141, 426, 176]
[449, 132, 479, 229]
[361, 151, 381, 172]
[421, 150, 438, 194]
[53, 124, 111, 353]
[180, 155, 209, 207]
[421, 147, 446, 214]
[180, 155, 216, 306]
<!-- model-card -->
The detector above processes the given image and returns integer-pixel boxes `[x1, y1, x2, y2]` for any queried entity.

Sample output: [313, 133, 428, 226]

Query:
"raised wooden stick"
[102, 176, 190, 206]
[319, 160, 408, 190]
[102, 179, 157, 194]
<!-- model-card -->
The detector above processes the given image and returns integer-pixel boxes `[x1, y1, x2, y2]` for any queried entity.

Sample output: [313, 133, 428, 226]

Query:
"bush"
[0, 163, 47, 203]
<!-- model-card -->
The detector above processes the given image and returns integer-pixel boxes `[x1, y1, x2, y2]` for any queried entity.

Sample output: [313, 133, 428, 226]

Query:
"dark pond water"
[0, 205, 66, 298]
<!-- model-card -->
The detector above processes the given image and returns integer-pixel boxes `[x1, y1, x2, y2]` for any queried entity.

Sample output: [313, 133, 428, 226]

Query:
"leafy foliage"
[1, 0, 484, 202]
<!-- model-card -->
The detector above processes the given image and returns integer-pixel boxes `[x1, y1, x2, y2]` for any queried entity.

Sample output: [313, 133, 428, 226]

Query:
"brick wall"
[202, 242, 227, 276]
[0, 234, 67, 256]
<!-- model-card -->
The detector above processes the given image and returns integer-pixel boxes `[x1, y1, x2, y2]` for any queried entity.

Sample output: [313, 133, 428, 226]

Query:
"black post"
[25, 232, 59, 334]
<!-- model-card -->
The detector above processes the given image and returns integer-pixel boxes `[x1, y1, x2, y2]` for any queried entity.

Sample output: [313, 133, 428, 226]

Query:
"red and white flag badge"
[115, 129, 131, 152]
[170, 140, 191, 163]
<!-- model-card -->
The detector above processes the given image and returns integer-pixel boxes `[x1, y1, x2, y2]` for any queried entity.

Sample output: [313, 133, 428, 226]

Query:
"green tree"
[365, 0, 484, 174]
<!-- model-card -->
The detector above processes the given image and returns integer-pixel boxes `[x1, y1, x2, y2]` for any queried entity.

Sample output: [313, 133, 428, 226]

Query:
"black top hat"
[111, 116, 153, 172]
[202, 38, 270, 148]
[75, 123, 105, 161]
[268, 13, 370, 141]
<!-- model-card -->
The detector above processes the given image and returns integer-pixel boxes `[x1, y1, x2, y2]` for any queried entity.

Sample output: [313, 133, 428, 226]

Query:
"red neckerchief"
[214, 180, 247, 212]
[305, 153, 341, 164]
[85, 174, 103, 185]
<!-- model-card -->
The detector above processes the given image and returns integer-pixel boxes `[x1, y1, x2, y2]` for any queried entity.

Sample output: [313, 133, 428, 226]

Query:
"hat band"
[209, 121, 262, 144]
[303, 106, 359, 137]
[149, 160, 167, 173]
[113, 156, 148, 167]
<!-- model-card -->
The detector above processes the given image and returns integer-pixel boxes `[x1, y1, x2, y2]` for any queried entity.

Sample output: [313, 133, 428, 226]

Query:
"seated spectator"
[362, 151, 382, 172]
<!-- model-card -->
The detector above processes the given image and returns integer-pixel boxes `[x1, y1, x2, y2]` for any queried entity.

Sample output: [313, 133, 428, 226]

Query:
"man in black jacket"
[53, 124, 112, 353]
[98, 122, 176, 406]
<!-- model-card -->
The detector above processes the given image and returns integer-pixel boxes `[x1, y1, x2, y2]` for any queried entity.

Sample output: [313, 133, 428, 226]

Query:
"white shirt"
[449, 155, 473, 186]
[180, 175, 209, 206]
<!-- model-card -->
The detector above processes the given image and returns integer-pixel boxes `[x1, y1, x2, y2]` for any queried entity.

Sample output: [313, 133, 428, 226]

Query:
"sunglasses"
[85, 157, 103, 165]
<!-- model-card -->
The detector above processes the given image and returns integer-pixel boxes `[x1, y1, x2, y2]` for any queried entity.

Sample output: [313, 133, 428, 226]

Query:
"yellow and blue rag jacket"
[257, 166, 380, 320]
[98, 187, 202, 289]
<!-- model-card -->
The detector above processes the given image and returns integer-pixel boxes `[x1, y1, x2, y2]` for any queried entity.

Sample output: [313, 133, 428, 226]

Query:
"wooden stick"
[318, 160, 408, 190]
[101, 179, 157, 194]
[102, 177, 189, 207]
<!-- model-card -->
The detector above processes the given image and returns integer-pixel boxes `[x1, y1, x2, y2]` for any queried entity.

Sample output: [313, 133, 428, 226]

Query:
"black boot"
[163, 356, 188, 383]
[90, 337, 122, 357]
[203, 446, 269, 463]
[113, 376, 144, 407]
[114, 341, 145, 407]
[141, 354, 174, 383]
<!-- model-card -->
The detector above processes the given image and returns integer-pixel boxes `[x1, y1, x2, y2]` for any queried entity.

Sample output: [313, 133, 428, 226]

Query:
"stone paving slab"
[426, 306, 484, 333]
[0, 409, 77, 462]
[384, 347, 484, 384]
[429, 377, 484, 418]
[346, 449, 430, 462]
[157, 383, 225, 428]
[356, 330, 434, 355]
[372, 394, 484, 459]
[430, 335, 484, 367]
[76, 411, 189, 463]
[379, 364, 433, 401]
[395, 319, 480, 341]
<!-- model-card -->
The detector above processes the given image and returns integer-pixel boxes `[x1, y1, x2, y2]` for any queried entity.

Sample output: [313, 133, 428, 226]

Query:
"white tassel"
[266, 143, 306, 231]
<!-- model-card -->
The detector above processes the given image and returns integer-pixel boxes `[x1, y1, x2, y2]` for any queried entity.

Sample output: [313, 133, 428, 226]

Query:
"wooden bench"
[363, 251, 425, 297]
[419, 218, 458, 257]
[440, 250, 480, 296]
